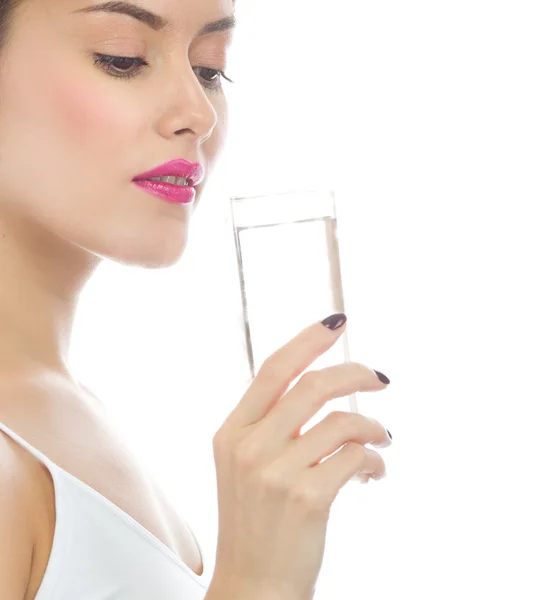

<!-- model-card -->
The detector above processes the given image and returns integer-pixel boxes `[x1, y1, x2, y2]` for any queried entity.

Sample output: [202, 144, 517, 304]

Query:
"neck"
[0, 208, 101, 376]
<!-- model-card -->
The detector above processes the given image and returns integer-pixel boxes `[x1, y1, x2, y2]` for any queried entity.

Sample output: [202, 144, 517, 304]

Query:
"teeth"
[147, 176, 191, 186]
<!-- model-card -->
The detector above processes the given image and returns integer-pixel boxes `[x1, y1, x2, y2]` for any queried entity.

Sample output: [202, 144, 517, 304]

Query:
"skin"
[0, 0, 234, 378]
[0, 0, 235, 592]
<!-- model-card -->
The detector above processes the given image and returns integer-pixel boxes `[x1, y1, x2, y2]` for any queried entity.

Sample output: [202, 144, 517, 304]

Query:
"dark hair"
[0, 0, 18, 53]
[0, 0, 24, 60]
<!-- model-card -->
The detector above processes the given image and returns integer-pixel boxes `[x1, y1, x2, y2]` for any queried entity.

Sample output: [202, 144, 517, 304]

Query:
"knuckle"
[299, 370, 328, 394]
[212, 429, 228, 454]
[211, 430, 221, 448]
[260, 467, 292, 494]
[289, 481, 331, 513]
[370, 456, 387, 479]
[345, 441, 368, 463]
[362, 445, 385, 477]
[213, 423, 239, 453]
[327, 411, 361, 438]
[327, 410, 349, 424]
[257, 355, 281, 382]
[233, 439, 260, 470]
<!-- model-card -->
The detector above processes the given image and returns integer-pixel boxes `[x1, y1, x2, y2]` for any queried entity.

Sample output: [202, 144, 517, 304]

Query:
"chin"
[79, 206, 194, 270]
[61, 180, 207, 269]
[117, 224, 192, 269]
[106, 183, 207, 269]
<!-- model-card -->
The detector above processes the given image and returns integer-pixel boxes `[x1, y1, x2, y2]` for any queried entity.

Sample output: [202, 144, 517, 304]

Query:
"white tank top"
[0, 420, 212, 599]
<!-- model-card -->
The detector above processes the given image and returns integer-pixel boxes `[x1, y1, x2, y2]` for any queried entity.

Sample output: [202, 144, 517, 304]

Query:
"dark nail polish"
[321, 313, 347, 330]
[386, 429, 392, 440]
[374, 370, 390, 385]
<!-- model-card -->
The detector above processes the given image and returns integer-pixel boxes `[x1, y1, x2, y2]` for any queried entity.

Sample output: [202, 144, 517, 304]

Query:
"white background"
[70, 1, 558, 598]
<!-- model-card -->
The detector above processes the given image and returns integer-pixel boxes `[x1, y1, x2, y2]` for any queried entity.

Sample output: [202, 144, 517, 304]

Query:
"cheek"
[46, 74, 129, 151]
[0, 39, 132, 162]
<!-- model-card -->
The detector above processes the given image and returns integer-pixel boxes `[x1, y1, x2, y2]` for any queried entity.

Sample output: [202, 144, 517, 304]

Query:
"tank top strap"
[0, 419, 57, 470]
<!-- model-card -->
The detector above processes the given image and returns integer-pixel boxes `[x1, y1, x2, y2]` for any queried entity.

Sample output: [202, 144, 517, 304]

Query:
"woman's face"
[0, 0, 235, 268]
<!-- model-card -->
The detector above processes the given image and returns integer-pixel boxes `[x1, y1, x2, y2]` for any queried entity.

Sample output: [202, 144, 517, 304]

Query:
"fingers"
[310, 443, 386, 492]
[257, 362, 389, 450]
[227, 316, 348, 429]
[268, 412, 390, 480]
[264, 444, 386, 517]
[214, 312, 392, 500]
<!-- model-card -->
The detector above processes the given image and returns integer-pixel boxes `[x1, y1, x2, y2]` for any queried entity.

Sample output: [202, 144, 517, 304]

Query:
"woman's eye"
[93, 54, 148, 80]
[194, 66, 234, 90]
[92, 54, 234, 90]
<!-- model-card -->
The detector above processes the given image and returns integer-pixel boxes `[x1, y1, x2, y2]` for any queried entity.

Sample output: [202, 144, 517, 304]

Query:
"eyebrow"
[72, 1, 237, 35]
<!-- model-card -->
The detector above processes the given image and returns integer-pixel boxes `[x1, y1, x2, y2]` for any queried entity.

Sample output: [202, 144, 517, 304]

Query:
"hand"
[211, 314, 391, 600]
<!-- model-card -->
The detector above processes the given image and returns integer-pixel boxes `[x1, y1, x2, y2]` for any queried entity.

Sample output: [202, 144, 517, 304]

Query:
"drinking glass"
[230, 188, 369, 484]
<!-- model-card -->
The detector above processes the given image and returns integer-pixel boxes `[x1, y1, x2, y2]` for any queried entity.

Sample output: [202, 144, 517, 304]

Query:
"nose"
[157, 66, 218, 145]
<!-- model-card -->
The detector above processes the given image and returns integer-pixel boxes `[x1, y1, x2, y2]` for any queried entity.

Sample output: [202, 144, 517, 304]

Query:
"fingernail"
[374, 370, 390, 385]
[321, 313, 347, 330]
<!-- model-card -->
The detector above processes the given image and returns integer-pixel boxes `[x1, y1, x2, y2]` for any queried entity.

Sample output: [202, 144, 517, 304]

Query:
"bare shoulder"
[0, 431, 40, 600]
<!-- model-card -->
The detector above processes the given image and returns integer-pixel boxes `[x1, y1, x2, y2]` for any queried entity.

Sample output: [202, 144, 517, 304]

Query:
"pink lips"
[133, 159, 205, 205]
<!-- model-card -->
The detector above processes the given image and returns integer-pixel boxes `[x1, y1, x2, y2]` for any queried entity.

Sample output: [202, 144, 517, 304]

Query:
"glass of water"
[229, 188, 369, 484]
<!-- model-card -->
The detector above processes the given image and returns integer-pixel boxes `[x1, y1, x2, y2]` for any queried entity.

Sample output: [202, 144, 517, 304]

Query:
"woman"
[0, 1, 392, 599]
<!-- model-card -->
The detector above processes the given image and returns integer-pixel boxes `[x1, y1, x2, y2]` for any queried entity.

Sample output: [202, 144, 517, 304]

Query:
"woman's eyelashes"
[92, 53, 234, 91]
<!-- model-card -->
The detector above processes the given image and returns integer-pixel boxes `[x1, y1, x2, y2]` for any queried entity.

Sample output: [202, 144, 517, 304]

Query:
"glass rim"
[230, 186, 336, 203]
